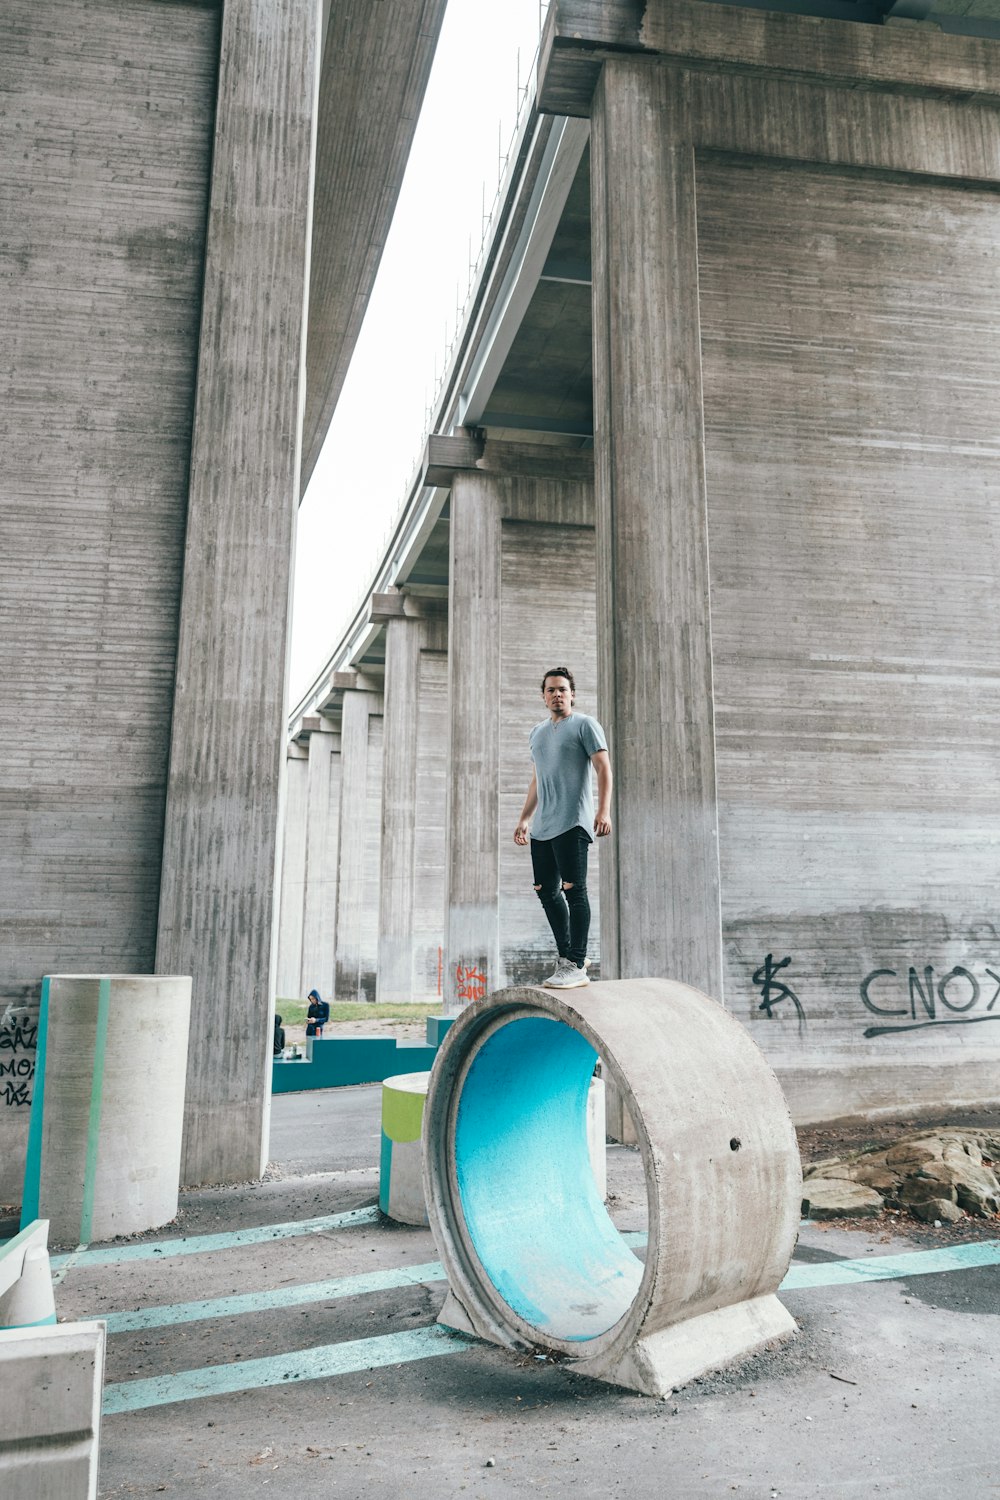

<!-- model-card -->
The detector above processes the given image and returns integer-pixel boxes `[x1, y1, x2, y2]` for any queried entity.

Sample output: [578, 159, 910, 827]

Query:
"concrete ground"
[49, 1087, 1000, 1500]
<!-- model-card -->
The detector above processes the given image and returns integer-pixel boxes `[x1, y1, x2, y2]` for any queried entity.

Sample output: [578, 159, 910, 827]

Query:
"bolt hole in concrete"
[730, 1137, 742, 1151]
[453, 1016, 644, 1343]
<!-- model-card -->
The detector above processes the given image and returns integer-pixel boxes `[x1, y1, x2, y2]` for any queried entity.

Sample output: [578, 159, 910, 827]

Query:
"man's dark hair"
[540, 666, 575, 693]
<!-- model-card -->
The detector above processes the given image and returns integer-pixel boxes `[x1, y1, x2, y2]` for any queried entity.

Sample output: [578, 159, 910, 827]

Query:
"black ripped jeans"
[530, 827, 592, 968]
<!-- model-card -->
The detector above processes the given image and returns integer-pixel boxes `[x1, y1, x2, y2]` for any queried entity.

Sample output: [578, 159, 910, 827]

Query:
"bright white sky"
[290, 0, 546, 705]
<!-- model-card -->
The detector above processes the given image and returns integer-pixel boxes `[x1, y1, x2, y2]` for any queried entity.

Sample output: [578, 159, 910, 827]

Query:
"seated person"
[306, 989, 330, 1038]
[273, 1013, 285, 1055]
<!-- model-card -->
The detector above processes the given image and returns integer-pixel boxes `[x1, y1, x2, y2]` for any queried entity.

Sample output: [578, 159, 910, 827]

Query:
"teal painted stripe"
[89, 1233, 1000, 1340]
[781, 1238, 1000, 1290]
[102, 1324, 469, 1414]
[19, 978, 51, 1228]
[97, 1258, 447, 1332]
[47, 1206, 381, 1271]
[79, 978, 111, 1244]
[95, 1237, 1000, 1413]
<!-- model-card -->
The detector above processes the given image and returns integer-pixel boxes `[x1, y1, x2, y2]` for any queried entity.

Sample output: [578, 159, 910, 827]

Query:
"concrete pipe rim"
[424, 988, 658, 1361]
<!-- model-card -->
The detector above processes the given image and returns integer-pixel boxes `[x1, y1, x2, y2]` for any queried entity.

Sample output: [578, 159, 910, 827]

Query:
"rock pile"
[802, 1130, 1000, 1223]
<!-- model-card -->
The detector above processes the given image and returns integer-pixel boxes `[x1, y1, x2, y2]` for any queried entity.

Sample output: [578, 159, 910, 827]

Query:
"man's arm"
[592, 749, 612, 837]
[514, 770, 538, 845]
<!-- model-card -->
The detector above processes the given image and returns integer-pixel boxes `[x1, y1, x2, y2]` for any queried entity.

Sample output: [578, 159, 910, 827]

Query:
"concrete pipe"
[423, 979, 801, 1397]
[21, 975, 192, 1246]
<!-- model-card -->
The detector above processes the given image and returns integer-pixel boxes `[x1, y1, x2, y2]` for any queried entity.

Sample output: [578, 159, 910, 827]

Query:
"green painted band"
[19, 977, 51, 1230]
[80, 978, 111, 1244]
[381, 1084, 426, 1144]
[5, 1313, 58, 1330]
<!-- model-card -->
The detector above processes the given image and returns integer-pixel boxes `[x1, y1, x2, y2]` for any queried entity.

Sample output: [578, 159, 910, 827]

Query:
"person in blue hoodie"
[306, 988, 330, 1037]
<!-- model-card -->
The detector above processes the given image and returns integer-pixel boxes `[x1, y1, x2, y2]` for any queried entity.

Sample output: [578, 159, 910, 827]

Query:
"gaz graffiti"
[0, 1006, 37, 1109]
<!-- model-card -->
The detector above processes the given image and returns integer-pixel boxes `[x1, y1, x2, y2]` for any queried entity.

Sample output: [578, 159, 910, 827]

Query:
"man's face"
[542, 676, 574, 718]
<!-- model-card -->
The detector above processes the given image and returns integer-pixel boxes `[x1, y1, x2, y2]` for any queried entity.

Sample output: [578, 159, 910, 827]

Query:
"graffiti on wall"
[753, 954, 806, 1025]
[860, 962, 1000, 1038]
[0, 1005, 37, 1109]
[455, 963, 488, 1003]
[749, 952, 1000, 1039]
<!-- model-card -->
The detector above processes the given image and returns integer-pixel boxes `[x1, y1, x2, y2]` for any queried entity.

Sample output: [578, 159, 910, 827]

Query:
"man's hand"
[594, 811, 612, 838]
[514, 820, 530, 846]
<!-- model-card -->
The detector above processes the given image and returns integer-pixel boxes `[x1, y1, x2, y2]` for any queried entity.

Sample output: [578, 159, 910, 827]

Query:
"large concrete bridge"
[283, 0, 1000, 1127]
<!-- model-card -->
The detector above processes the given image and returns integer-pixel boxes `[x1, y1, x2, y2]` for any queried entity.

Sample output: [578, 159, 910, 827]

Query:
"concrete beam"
[331, 669, 382, 692]
[302, 0, 449, 486]
[538, 0, 1000, 117]
[370, 591, 449, 623]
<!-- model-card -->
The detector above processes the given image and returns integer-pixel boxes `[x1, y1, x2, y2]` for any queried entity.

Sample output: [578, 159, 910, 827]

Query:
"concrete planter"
[21, 975, 192, 1246]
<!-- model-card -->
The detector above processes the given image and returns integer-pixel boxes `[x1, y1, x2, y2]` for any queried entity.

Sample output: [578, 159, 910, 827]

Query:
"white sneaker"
[542, 957, 590, 989]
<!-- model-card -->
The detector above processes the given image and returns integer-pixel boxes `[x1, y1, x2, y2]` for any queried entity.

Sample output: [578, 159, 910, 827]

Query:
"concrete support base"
[575, 1294, 796, 1399]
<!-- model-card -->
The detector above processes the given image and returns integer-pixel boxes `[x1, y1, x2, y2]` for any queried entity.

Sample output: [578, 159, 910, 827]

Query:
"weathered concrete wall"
[587, 23, 1000, 1121]
[275, 746, 309, 1000]
[0, 0, 218, 1202]
[445, 458, 597, 1010]
[697, 153, 1000, 1122]
[499, 518, 600, 983]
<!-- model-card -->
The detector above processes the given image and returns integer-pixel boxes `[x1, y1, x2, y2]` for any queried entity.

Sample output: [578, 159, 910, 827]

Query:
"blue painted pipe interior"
[454, 1016, 643, 1342]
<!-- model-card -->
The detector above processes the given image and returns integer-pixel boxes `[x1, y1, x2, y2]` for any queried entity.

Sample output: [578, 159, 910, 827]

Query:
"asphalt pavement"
[48, 1084, 1000, 1500]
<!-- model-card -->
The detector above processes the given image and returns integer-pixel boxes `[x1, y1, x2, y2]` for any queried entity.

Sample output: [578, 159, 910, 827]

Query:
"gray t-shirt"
[528, 712, 608, 842]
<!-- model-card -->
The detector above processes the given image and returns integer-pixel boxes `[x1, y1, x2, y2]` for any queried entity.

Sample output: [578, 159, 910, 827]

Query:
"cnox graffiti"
[0, 1005, 38, 1109]
[750, 953, 1000, 1039]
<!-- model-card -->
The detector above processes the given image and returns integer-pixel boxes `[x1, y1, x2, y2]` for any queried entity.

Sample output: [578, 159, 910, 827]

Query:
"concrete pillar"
[154, 0, 320, 1186]
[275, 744, 308, 999]
[590, 59, 723, 995]
[444, 472, 503, 1013]
[378, 615, 422, 1004]
[335, 685, 384, 1002]
[301, 726, 340, 999]
[377, 610, 449, 1003]
[22, 975, 192, 1245]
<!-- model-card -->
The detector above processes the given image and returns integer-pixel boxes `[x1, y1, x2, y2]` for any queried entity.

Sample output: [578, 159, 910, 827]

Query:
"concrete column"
[300, 727, 340, 999]
[275, 744, 308, 999]
[154, 0, 320, 1186]
[378, 616, 422, 1003]
[444, 472, 503, 1014]
[590, 59, 723, 995]
[335, 685, 384, 1002]
[377, 609, 450, 1003]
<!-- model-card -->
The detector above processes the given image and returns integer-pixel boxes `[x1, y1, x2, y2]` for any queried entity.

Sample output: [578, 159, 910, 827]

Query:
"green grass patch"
[275, 1000, 441, 1028]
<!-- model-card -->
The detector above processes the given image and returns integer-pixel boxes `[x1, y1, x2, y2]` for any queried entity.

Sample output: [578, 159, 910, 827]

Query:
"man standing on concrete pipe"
[514, 667, 613, 988]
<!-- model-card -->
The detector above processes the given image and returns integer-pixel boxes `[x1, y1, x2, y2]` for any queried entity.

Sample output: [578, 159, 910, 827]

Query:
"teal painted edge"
[19, 977, 51, 1228]
[6, 1313, 58, 1330]
[102, 1325, 469, 1415]
[379, 1132, 392, 1215]
[46, 1205, 381, 1271]
[79, 978, 111, 1244]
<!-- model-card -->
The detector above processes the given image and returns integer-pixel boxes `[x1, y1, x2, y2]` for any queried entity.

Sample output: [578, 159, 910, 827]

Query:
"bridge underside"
[286, 0, 1000, 1127]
